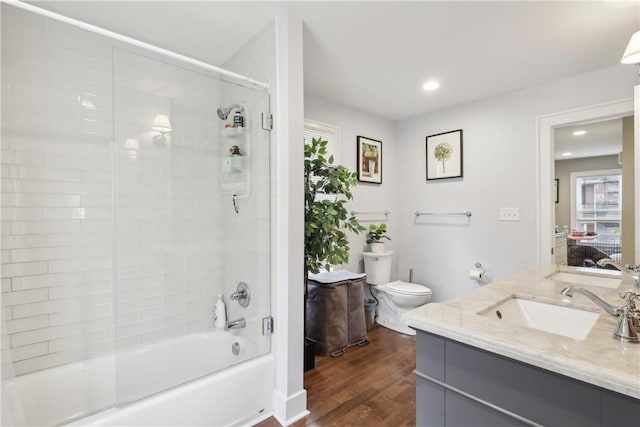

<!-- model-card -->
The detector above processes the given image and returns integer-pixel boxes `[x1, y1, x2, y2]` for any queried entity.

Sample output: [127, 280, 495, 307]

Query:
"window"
[304, 119, 340, 202]
[304, 119, 339, 162]
[570, 169, 622, 237]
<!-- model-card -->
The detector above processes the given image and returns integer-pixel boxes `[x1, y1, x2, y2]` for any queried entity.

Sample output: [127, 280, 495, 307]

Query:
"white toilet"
[363, 251, 432, 335]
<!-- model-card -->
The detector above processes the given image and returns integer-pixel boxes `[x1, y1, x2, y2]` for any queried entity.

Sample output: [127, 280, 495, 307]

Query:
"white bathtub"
[4, 329, 274, 427]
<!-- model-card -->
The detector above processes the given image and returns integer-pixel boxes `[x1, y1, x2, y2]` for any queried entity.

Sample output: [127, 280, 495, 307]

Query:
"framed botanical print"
[426, 129, 463, 180]
[357, 136, 382, 184]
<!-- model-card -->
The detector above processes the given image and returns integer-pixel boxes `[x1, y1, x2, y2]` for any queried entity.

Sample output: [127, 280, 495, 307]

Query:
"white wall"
[304, 96, 399, 278]
[224, 14, 310, 425]
[306, 64, 637, 302]
[396, 64, 637, 302]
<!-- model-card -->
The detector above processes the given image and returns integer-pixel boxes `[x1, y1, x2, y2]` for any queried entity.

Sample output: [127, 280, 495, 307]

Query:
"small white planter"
[370, 242, 385, 253]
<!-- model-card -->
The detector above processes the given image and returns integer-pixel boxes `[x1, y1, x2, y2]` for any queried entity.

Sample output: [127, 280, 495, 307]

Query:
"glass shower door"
[113, 48, 271, 404]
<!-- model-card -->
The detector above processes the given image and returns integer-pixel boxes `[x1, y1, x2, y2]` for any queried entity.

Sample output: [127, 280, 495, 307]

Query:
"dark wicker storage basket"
[306, 276, 368, 356]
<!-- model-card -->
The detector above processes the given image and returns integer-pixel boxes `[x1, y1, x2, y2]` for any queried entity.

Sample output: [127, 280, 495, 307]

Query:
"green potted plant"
[304, 137, 364, 370]
[366, 223, 390, 253]
[305, 137, 364, 274]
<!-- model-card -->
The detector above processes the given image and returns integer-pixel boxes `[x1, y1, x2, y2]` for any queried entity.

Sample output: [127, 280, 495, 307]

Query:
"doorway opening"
[536, 97, 636, 266]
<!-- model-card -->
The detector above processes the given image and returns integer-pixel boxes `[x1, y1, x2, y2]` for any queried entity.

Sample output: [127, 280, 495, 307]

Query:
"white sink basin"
[547, 270, 622, 289]
[480, 297, 599, 340]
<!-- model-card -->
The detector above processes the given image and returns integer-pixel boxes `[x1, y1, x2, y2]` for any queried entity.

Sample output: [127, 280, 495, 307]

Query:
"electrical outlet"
[499, 208, 520, 221]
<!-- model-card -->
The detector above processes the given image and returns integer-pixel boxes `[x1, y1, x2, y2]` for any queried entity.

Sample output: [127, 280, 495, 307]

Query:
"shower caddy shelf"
[222, 127, 247, 139]
[220, 122, 250, 199]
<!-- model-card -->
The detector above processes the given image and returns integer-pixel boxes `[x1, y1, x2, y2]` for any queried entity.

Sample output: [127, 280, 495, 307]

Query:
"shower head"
[217, 104, 244, 120]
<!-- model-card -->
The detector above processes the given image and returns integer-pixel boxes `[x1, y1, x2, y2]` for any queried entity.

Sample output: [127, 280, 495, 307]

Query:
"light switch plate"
[499, 207, 520, 221]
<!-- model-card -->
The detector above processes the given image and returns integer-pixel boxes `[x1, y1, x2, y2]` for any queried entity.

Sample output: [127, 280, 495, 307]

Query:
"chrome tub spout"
[226, 318, 246, 330]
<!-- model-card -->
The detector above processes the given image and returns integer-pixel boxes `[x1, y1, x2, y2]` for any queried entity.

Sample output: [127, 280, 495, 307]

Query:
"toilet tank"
[363, 251, 393, 285]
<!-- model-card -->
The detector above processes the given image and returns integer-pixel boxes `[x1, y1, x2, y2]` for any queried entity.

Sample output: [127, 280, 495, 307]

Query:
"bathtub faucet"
[226, 317, 246, 330]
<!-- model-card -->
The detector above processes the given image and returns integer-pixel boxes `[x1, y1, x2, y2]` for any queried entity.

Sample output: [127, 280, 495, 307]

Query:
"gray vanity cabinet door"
[415, 331, 640, 427]
[416, 332, 446, 427]
[416, 331, 445, 379]
[445, 340, 600, 427]
[416, 378, 445, 427]
[601, 391, 640, 426]
[444, 390, 530, 427]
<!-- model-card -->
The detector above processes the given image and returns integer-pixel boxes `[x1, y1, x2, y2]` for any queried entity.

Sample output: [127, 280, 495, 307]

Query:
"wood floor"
[257, 325, 416, 427]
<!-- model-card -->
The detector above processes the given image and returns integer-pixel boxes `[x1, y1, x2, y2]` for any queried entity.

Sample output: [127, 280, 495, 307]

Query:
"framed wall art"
[357, 136, 382, 184]
[426, 129, 463, 180]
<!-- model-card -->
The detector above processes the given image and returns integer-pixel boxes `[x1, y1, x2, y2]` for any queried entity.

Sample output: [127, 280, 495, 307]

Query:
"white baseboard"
[273, 389, 309, 426]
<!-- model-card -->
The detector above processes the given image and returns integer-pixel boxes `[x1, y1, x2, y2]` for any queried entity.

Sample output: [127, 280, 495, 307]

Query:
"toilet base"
[373, 292, 417, 335]
[368, 282, 431, 336]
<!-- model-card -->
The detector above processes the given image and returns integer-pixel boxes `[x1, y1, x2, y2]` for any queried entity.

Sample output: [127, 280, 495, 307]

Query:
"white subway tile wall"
[2, 5, 115, 376]
[1, 5, 272, 377]
[113, 47, 224, 354]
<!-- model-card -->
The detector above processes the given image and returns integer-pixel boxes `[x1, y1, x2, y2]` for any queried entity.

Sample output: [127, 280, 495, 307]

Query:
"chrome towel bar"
[351, 210, 390, 220]
[415, 211, 472, 217]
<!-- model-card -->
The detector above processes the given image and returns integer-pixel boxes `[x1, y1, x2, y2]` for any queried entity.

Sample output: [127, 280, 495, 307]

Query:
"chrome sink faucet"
[561, 286, 639, 343]
[560, 286, 621, 316]
[596, 259, 640, 287]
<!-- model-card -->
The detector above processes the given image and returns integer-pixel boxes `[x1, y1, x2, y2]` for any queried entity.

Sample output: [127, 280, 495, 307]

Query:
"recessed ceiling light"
[572, 130, 587, 136]
[422, 81, 440, 91]
[562, 152, 572, 157]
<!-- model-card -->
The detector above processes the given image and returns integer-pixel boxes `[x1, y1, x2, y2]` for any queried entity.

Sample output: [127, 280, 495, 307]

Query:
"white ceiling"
[28, 1, 640, 121]
[554, 118, 626, 160]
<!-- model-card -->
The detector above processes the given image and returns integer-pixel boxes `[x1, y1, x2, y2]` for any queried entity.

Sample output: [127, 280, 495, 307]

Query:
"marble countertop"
[403, 264, 640, 399]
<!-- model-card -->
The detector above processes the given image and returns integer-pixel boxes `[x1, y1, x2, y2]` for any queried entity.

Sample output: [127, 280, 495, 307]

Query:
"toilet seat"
[387, 281, 432, 296]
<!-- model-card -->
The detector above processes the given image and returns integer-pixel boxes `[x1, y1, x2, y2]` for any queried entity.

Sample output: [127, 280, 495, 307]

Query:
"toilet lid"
[387, 281, 432, 296]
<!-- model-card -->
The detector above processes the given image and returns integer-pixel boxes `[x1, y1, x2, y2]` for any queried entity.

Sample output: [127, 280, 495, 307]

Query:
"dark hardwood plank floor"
[257, 325, 416, 427]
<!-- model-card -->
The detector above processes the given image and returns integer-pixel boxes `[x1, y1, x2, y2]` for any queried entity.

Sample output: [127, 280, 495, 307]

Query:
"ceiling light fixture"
[572, 130, 587, 136]
[562, 152, 572, 157]
[621, 30, 640, 64]
[422, 81, 440, 91]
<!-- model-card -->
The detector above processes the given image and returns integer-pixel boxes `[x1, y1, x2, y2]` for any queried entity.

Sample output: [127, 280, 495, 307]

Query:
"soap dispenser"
[214, 295, 226, 329]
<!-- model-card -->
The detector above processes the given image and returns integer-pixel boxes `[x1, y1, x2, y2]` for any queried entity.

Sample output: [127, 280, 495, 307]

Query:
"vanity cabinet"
[554, 232, 567, 265]
[415, 331, 640, 427]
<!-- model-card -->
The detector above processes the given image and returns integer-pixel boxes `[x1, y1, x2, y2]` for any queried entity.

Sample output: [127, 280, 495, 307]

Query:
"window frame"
[304, 119, 340, 164]
[569, 168, 622, 235]
[304, 119, 341, 202]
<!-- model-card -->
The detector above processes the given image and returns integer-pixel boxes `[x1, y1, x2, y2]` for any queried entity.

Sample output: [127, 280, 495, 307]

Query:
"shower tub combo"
[1, 2, 275, 427]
